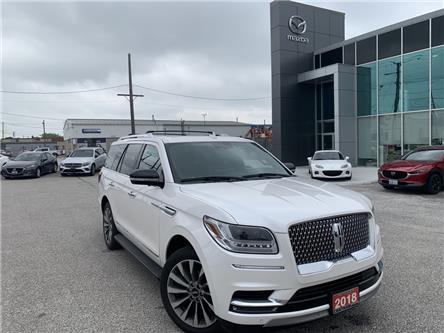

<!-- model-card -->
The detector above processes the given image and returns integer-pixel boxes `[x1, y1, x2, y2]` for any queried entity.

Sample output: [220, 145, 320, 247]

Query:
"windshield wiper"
[179, 176, 246, 183]
[242, 173, 291, 179]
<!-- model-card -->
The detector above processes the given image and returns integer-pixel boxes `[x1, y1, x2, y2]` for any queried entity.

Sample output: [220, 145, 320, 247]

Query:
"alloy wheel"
[103, 206, 113, 245]
[166, 259, 216, 329]
[430, 175, 441, 193]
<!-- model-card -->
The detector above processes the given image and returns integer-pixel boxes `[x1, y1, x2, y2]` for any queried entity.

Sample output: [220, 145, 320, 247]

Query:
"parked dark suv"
[1, 152, 58, 179]
[378, 146, 444, 194]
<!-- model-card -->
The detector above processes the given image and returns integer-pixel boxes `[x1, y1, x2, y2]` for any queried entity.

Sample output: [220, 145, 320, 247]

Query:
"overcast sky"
[2, 0, 443, 137]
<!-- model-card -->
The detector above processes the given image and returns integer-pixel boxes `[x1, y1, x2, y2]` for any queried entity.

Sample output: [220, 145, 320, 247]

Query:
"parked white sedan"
[60, 147, 106, 176]
[0, 154, 10, 167]
[308, 150, 352, 180]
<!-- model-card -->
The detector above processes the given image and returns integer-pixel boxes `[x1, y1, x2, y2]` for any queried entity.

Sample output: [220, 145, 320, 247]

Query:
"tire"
[102, 202, 121, 250]
[161, 246, 221, 333]
[35, 167, 41, 178]
[52, 163, 58, 173]
[426, 173, 442, 194]
[90, 164, 96, 176]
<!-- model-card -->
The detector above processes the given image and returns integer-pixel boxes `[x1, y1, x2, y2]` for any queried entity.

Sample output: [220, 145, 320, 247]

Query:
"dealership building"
[63, 119, 251, 152]
[271, 1, 444, 165]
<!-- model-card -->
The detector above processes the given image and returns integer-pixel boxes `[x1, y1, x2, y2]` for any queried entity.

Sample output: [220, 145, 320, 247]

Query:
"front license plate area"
[331, 287, 359, 314]
[389, 179, 398, 185]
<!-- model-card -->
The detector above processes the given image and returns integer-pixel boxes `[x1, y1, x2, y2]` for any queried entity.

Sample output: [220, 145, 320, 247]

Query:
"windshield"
[313, 151, 344, 160]
[403, 149, 444, 161]
[15, 153, 41, 161]
[70, 150, 94, 158]
[165, 142, 291, 183]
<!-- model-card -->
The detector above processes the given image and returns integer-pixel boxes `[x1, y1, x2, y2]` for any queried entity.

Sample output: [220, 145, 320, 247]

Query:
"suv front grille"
[288, 213, 369, 265]
[382, 170, 407, 179]
[63, 163, 82, 168]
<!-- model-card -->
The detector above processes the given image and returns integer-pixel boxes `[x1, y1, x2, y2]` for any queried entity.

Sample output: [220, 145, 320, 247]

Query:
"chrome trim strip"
[231, 299, 285, 308]
[360, 271, 383, 298]
[232, 264, 285, 271]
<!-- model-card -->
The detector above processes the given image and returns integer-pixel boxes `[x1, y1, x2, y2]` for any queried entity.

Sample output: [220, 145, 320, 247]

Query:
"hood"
[312, 160, 349, 168]
[62, 157, 94, 164]
[179, 177, 372, 233]
[4, 160, 37, 168]
[381, 159, 436, 171]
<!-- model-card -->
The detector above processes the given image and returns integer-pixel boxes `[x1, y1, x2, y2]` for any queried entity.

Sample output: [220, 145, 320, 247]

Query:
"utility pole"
[2, 121, 4, 139]
[42, 120, 46, 141]
[118, 53, 144, 135]
[201, 113, 207, 128]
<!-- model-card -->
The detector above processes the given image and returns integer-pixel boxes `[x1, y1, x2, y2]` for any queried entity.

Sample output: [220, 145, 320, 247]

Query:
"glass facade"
[356, 19, 444, 165]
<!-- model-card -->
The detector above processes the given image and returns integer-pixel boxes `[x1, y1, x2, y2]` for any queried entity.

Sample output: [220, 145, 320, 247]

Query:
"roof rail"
[145, 130, 216, 136]
[118, 134, 149, 141]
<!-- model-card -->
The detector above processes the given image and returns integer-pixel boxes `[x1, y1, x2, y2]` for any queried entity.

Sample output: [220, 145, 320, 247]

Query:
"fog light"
[346, 171, 350, 174]
[314, 171, 319, 175]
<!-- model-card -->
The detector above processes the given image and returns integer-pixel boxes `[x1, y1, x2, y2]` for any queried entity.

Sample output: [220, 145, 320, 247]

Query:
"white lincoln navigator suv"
[98, 132, 383, 333]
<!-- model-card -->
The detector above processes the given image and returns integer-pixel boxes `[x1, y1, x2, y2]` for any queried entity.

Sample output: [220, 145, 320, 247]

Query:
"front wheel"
[52, 163, 58, 173]
[426, 173, 442, 194]
[35, 167, 41, 178]
[161, 247, 220, 333]
[90, 164, 96, 176]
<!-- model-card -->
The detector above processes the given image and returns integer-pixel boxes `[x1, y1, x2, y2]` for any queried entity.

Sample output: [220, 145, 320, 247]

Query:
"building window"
[403, 49, 429, 112]
[358, 116, 377, 166]
[322, 81, 334, 120]
[321, 47, 343, 67]
[378, 29, 401, 60]
[357, 36, 376, 65]
[432, 15, 444, 47]
[378, 56, 402, 114]
[316, 84, 322, 120]
[379, 114, 402, 163]
[403, 20, 429, 53]
[403, 111, 430, 154]
[357, 63, 377, 116]
[432, 46, 444, 110]
[432, 109, 444, 145]
[344, 43, 355, 65]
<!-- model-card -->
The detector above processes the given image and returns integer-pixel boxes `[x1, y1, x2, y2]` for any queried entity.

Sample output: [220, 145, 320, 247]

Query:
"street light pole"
[201, 113, 207, 128]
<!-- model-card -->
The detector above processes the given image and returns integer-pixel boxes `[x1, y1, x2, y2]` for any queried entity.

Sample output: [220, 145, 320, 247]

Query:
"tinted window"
[403, 20, 429, 53]
[15, 153, 41, 161]
[315, 54, 320, 69]
[71, 150, 94, 158]
[165, 142, 290, 183]
[344, 43, 355, 65]
[403, 49, 429, 111]
[357, 63, 377, 116]
[378, 29, 401, 59]
[357, 37, 376, 65]
[119, 144, 143, 175]
[321, 47, 342, 67]
[378, 56, 402, 114]
[105, 144, 126, 171]
[313, 151, 344, 160]
[432, 15, 444, 47]
[432, 46, 444, 109]
[44, 153, 52, 160]
[138, 144, 161, 171]
[322, 82, 334, 120]
[403, 150, 444, 161]
[94, 150, 100, 158]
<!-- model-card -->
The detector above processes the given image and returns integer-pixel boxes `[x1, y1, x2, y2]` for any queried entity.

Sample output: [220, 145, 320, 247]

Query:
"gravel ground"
[1, 174, 443, 332]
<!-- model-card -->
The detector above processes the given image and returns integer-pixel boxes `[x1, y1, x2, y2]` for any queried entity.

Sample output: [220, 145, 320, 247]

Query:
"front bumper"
[1, 168, 37, 178]
[378, 172, 427, 188]
[60, 165, 91, 174]
[199, 230, 383, 327]
[312, 168, 352, 179]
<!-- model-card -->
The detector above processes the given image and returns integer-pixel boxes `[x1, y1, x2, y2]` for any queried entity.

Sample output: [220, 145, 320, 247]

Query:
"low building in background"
[63, 119, 252, 152]
[0, 138, 60, 157]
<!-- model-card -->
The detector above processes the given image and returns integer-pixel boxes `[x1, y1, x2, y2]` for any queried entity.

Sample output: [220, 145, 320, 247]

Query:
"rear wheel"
[161, 247, 220, 333]
[102, 202, 121, 250]
[52, 163, 58, 173]
[35, 167, 41, 178]
[426, 173, 442, 194]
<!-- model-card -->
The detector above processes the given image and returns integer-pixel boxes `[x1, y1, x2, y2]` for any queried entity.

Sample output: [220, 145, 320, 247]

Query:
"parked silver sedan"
[60, 147, 106, 176]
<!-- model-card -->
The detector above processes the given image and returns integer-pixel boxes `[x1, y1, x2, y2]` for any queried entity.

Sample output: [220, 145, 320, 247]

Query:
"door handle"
[108, 182, 115, 187]
[128, 191, 136, 198]
[151, 202, 176, 216]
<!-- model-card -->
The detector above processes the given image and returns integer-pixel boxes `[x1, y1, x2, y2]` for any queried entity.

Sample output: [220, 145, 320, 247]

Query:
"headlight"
[203, 216, 278, 254]
[409, 168, 431, 175]
[82, 162, 90, 166]
[314, 164, 324, 169]
[341, 164, 349, 169]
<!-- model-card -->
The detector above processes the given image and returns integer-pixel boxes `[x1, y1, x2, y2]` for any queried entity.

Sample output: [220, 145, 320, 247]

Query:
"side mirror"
[130, 169, 164, 188]
[346, 156, 350, 161]
[284, 162, 296, 172]
[42, 158, 48, 162]
[307, 157, 312, 161]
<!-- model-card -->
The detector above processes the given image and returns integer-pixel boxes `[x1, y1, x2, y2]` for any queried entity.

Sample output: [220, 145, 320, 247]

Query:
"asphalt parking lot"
[1, 173, 443, 333]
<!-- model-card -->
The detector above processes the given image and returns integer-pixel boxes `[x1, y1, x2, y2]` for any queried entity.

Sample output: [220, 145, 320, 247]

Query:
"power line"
[133, 84, 271, 101]
[0, 111, 66, 121]
[0, 84, 128, 95]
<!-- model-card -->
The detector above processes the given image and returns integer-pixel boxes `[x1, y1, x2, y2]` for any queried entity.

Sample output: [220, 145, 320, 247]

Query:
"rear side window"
[138, 144, 161, 171]
[105, 144, 126, 171]
[119, 144, 143, 175]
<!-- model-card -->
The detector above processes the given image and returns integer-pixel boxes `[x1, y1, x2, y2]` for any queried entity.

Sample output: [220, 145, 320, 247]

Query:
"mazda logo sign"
[288, 15, 307, 35]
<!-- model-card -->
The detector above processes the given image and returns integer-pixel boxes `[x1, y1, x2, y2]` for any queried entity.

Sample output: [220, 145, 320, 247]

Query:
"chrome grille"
[63, 163, 82, 168]
[288, 213, 369, 265]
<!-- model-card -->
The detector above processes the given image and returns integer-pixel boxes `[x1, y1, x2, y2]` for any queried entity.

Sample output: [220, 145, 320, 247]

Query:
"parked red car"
[378, 146, 444, 194]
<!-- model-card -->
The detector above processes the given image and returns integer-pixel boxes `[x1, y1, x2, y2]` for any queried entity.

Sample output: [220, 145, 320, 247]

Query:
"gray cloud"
[2, 1, 442, 137]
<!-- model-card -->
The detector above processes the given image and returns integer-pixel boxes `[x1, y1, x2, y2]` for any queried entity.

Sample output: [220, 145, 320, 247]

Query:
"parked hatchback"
[378, 145, 444, 194]
[308, 150, 352, 180]
[98, 132, 383, 332]
[60, 147, 106, 176]
[1, 151, 57, 178]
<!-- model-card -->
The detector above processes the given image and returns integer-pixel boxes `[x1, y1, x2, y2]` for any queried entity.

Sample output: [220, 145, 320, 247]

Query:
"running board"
[115, 234, 162, 279]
